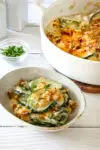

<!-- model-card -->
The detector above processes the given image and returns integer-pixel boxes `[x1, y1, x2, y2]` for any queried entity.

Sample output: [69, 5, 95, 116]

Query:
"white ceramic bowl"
[35, 0, 100, 85]
[0, 67, 85, 132]
[0, 38, 29, 63]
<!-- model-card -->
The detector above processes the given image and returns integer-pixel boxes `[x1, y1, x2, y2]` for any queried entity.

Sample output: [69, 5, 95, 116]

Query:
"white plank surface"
[0, 54, 52, 78]
[0, 54, 100, 127]
[8, 29, 41, 53]
[1, 30, 100, 127]
[0, 27, 100, 150]
[0, 127, 100, 150]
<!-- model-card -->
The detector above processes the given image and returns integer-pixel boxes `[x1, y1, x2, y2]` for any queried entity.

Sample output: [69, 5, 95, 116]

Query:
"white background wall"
[28, 0, 54, 3]
[28, 0, 55, 24]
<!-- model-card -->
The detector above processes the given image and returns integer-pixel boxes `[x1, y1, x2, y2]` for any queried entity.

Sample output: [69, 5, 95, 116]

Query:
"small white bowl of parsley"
[0, 38, 29, 63]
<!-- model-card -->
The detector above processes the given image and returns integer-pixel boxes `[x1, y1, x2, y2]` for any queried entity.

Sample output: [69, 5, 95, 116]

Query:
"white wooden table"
[0, 26, 100, 150]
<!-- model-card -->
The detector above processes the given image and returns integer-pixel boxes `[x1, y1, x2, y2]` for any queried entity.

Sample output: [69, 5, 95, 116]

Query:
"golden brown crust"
[46, 17, 100, 61]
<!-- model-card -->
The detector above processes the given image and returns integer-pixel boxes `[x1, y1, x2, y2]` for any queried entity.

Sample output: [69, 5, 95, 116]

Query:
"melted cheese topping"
[46, 17, 100, 61]
[8, 77, 77, 127]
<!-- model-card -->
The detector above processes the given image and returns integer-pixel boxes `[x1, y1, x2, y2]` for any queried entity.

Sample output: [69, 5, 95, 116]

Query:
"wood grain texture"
[0, 128, 100, 150]
[73, 80, 100, 93]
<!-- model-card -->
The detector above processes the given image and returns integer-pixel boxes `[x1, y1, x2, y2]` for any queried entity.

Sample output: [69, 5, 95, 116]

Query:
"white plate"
[0, 67, 85, 132]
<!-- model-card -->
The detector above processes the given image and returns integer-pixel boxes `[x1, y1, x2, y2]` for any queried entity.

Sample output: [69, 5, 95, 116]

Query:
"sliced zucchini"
[30, 110, 68, 127]
[56, 94, 65, 107]
[14, 86, 31, 95]
[55, 92, 68, 107]
[29, 78, 62, 90]
[14, 90, 23, 96]
[21, 81, 30, 90]
[30, 112, 58, 127]
[53, 111, 68, 125]
[46, 79, 62, 89]
[29, 78, 45, 87]
[57, 112, 68, 125]
[83, 52, 95, 59]
[88, 55, 99, 61]
[30, 118, 57, 127]
[19, 95, 29, 106]
[31, 101, 56, 113]
[27, 94, 56, 113]
[59, 18, 81, 29]
[14, 86, 23, 94]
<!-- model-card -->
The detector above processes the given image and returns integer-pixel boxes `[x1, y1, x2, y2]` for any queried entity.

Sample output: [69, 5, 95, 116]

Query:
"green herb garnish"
[45, 84, 51, 90]
[31, 84, 37, 91]
[1, 46, 25, 57]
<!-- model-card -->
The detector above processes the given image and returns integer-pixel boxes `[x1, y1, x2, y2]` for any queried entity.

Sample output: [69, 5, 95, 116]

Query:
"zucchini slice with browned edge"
[14, 86, 31, 95]
[29, 78, 62, 91]
[19, 95, 28, 106]
[27, 94, 56, 113]
[83, 52, 95, 59]
[19, 95, 56, 113]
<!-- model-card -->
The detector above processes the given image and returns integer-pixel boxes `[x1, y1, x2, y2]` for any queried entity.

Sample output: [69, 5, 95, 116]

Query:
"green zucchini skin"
[14, 90, 26, 97]
[56, 90, 68, 107]
[14, 86, 31, 96]
[83, 53, 95, 59]
[30, 118, 57, 127]
[9, 77, 75, 127]
[19, 95, 28, 106]
[30, 111, 68, 127]
[19, 97, 57, 113]
[29, 78, 62, 90]
[54, 112, 68, 126]
[29, 101, 57, 113]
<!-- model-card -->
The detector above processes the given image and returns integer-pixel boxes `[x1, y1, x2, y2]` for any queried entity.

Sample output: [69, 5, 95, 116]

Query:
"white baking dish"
[35, 0, 100, 85]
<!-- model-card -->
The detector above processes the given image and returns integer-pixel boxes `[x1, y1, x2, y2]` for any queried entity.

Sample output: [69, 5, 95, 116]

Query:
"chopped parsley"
[1, 46, 25, 57]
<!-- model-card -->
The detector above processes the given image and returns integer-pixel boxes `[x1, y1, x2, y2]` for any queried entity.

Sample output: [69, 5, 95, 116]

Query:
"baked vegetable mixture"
[8, 77, 77, 127]
[46, 17, 100, 61]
